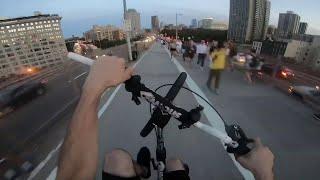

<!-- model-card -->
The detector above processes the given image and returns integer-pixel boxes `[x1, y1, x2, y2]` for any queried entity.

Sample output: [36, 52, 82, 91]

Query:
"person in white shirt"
[196, 40, 208, 70]
[176, 39, 183, 54]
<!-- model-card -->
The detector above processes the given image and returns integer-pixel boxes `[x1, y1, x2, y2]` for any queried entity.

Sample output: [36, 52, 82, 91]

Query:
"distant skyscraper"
[298, 22, 308, 34]
[126, 9, 141, 37]
[277, 11, 300, 39]
[190, 19, 197, 28]
[160, 22, 164, 30]
[151, 16, 160, 32]
[228, 0, 270, 43]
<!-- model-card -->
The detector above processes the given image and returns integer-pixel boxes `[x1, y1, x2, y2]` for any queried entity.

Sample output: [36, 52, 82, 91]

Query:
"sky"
[1, 0, 320, 38]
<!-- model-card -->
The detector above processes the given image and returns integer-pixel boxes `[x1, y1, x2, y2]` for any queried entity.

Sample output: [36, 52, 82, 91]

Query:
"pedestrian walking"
[244, 49, 259, 84]
[226, 41, 238, 71]
[183, 39, 196, 67]
[196, 40, 208, 71]
[207, 41, 227, 94]
[169, 39, 177, 59]
[176, 39, 182, 55]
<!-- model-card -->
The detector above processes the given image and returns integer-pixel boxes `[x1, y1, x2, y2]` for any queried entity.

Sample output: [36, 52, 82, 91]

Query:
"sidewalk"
[172, 49, 320, 180]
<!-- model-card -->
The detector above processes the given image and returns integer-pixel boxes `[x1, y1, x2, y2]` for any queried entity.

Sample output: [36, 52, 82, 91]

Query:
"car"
[289, 86, 320, 106]
[261, 64, 295, 80]
[0, 80, 47, 116]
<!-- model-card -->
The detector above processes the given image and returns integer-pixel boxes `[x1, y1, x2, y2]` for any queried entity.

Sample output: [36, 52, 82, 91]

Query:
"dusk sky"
[1, 0, 320, 38]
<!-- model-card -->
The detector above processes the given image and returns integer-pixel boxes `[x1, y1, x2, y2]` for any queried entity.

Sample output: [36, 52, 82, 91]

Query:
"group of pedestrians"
[163, 37, 264, 94]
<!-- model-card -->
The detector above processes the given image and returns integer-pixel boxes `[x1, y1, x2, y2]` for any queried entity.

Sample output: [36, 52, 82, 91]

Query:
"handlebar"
[124, 74, 203, 136]
[66, 52, 253, 156]
[124, 73, 253, 156]
[140, 72, 188, 137]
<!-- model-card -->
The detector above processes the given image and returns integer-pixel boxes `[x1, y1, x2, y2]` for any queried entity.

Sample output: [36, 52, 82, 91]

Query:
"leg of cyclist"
[164, 158, 190, 180]
[103, 148, 151, 180]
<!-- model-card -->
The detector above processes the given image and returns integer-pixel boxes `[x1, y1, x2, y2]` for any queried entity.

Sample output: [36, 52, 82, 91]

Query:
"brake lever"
[178, 105, 204, 129]
[225, 125, 254, 156]
[125, 75, 142, 105]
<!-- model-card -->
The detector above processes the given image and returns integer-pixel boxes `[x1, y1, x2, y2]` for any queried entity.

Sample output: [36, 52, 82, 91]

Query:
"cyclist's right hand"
[236, 138, 274, 180]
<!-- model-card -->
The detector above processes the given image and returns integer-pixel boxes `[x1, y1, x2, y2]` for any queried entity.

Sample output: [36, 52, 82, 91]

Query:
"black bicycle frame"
[155, 126, 166, 180]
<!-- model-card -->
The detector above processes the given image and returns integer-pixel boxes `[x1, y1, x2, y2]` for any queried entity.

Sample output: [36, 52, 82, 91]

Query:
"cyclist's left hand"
[83, 56, 134, 96]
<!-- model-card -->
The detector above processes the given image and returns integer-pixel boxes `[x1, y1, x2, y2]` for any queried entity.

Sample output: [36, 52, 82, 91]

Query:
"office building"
[212, 22, 228, 30]
[190, 19, 198, 28]
[198, 18, 214, 29]
[277, 11, 300, 39]
[0, 13, 67, 77]
[151, 16, 160, 32]
[84, 25, 124, 42]
[298, 22, 308, 35]
[228, 0, 270, 43]
[296, 35, 320, 69]
[126, 9, 141, 37]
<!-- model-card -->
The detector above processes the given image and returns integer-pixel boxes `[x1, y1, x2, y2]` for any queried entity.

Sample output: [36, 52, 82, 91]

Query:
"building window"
[7, 53, 14, 57]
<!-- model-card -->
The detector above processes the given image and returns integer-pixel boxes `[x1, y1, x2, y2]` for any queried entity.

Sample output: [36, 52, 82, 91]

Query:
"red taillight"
[281, 71, 287, 78]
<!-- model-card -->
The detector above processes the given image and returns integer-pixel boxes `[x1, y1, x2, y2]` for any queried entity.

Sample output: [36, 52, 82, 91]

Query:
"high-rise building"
[84, 25, 124, 42]
[160, 22, 164, 30]
[190, 19, 198, 28]
[198, 18, 214, 29]
[126, 9, 141, 37]
[228, 0, 270, 43]
[151, 16, 160, 32]
[0, 13, 67, 77]
[298, 22, 308, 35]
[277, 11, 300, 39]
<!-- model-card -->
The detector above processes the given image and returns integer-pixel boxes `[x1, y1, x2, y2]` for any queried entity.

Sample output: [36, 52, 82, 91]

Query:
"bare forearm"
[57, 90, 100, 180]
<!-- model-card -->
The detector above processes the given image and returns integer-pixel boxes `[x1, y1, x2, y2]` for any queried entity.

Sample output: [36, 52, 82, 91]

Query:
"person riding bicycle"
[56, 56, 275, 180]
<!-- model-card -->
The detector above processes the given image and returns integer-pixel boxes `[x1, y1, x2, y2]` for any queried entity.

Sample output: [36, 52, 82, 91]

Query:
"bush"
[161, 28, 227, 42]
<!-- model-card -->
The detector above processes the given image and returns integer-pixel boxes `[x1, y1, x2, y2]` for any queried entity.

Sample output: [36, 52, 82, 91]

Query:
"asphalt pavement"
[25, 42, 320, 180]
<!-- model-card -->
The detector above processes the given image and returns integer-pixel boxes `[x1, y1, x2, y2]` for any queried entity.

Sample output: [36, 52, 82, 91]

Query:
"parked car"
[261, 64, 295, 80]
[0, 80, 47, 116]
[289, 86, 320, 106]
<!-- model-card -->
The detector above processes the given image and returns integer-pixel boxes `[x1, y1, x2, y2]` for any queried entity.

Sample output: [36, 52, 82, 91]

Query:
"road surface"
[9, 42, 320, 180]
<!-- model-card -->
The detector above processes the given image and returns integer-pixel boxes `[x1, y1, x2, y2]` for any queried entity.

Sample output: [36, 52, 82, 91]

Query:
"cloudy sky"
[1, 0, 320, 37]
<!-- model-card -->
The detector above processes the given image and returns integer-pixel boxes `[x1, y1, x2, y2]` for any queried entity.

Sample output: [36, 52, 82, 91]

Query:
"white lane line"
[46, 167, 57, 180]
[73, 72, 87, 80]
[166, 48, 254, 180]
[28, 142, 63, 180]
[30, 44, 154, 180]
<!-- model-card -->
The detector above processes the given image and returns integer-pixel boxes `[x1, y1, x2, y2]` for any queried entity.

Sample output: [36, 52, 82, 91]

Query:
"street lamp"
[123, 0, 133, 61]
[176, 13, 183, 40]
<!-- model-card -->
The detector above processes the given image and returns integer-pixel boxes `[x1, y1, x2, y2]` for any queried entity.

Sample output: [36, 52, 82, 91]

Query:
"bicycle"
[68, 52, 254, 180]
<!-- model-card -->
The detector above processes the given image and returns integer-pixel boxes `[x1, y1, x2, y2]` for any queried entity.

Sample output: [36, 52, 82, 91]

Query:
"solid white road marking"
[166, 47, 254, 180]
[73, 71, 87, 80]
[32, 44, 154, 180]
[46, 167, 57, 180]
[27, 142, 62, 180]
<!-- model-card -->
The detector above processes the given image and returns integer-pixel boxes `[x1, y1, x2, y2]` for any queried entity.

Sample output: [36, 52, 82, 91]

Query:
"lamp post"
[175, 13, 182, 40]
[123, 0, 133, 61]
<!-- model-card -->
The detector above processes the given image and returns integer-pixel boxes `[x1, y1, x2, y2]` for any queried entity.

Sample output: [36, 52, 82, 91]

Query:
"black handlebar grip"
[140, 72, 187, 137]
[165, 72, 187, 101]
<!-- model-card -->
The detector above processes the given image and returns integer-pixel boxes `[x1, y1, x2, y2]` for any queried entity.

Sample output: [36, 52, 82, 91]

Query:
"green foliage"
[94, 35, 144, 49]
[94, 39, 126, 49]
[161, 28, 227, 42]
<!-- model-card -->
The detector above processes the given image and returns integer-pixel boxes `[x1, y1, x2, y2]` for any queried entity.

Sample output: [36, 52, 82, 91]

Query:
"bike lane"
[97, 43, 243, 180]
